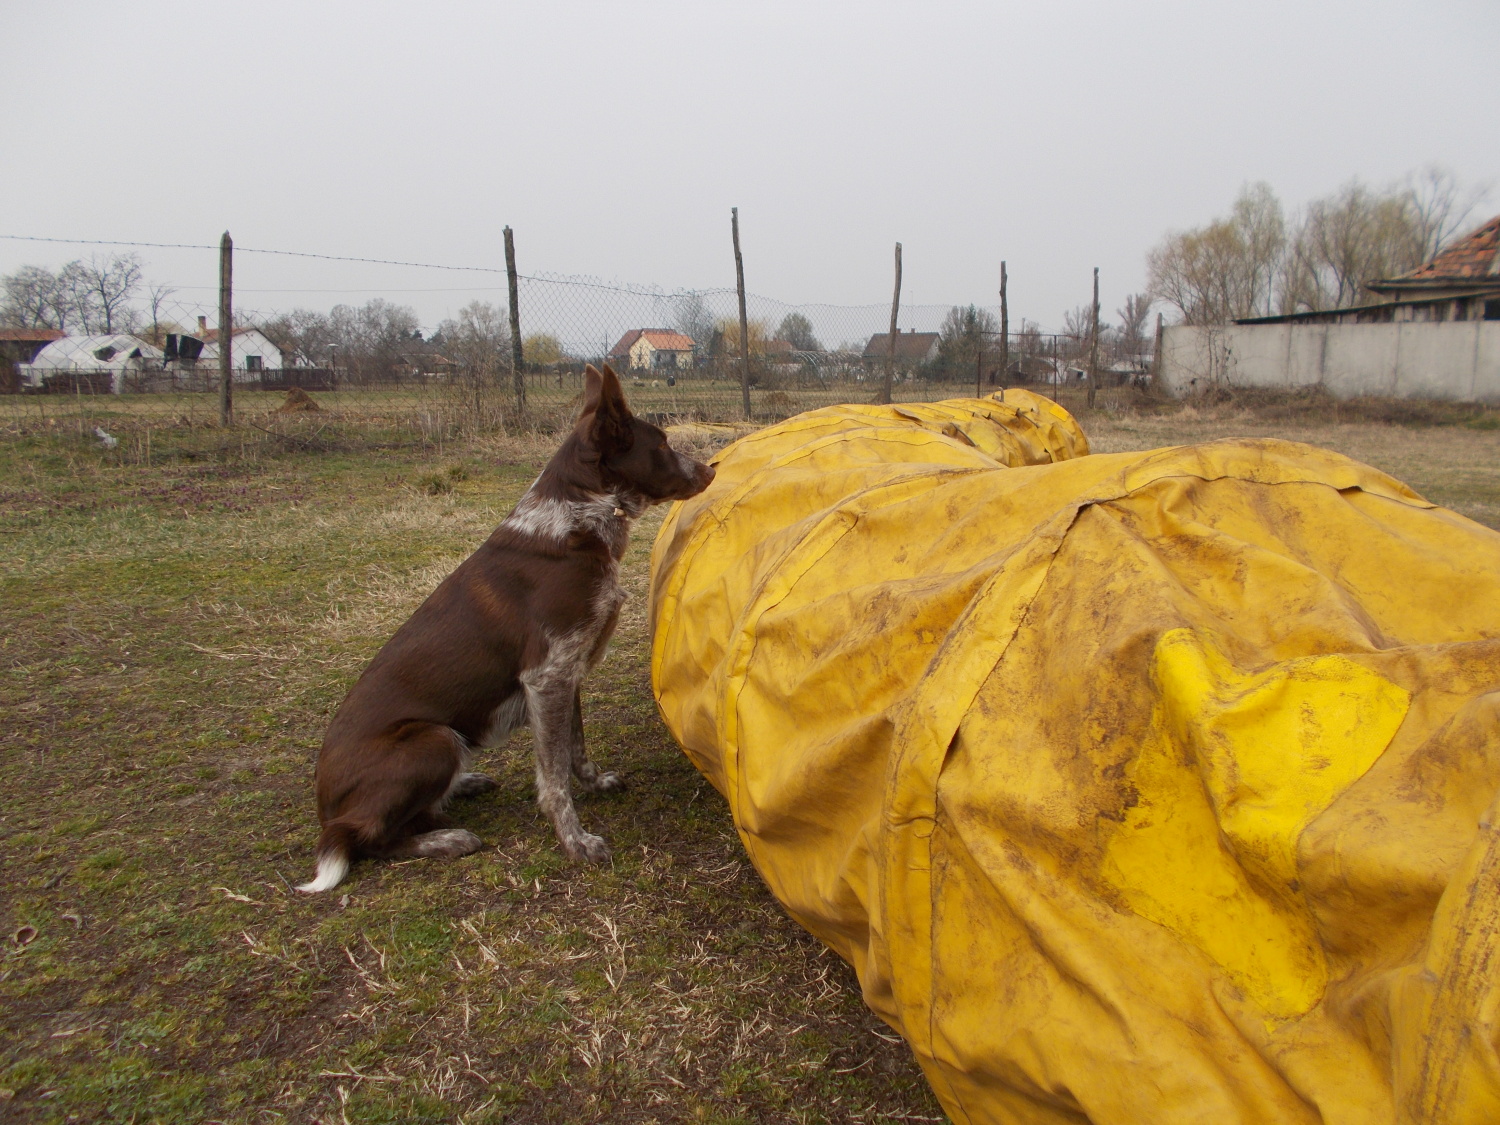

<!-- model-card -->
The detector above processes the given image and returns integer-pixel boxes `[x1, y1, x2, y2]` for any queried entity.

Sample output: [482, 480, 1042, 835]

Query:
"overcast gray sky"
[3, 0, 1496, 333]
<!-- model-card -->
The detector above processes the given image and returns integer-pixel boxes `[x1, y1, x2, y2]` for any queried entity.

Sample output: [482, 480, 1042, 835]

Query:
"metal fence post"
[218, 231, 233, 426]
[504, 226, 525, 411]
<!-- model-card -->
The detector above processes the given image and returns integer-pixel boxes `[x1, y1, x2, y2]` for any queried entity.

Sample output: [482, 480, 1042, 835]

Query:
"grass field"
[3, 391, 1499, 1123]
[0, 376, 997, 450]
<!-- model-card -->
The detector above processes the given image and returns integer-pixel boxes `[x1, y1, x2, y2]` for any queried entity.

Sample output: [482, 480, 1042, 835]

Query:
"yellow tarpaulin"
[648, 391, 1500, 1125]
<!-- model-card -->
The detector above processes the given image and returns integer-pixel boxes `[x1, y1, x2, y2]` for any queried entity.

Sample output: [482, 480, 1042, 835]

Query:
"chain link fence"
[0, 239, 1155, 456]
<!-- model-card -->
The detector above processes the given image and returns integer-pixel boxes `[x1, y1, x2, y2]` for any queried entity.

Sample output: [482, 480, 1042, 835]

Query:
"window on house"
[245, 355, 263, 372]
[1485, 300, 1500, 321]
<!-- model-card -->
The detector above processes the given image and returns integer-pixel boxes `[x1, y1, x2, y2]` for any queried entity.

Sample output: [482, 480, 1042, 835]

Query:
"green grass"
[2, 391, 1497, 1123]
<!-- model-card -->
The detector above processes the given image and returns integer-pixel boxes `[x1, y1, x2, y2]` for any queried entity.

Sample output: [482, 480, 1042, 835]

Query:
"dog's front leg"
[526, 678, 611, 863]
[568, 687, 624, 794]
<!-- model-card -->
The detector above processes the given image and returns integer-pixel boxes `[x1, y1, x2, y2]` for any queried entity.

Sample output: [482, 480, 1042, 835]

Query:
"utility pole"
[882, 242, 902, 405]
[732, 208, 751, 420]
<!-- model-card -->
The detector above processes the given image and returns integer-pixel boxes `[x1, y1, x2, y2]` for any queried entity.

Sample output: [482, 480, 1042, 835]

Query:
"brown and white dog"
[298, 363, 714, 892]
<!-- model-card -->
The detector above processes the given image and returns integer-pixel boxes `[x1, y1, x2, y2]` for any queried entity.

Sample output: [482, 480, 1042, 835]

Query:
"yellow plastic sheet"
[647, 390, 1500, 1125]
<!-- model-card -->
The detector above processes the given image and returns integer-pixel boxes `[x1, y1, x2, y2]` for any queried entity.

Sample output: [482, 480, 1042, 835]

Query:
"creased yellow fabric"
[648, 390, 1500, 1125]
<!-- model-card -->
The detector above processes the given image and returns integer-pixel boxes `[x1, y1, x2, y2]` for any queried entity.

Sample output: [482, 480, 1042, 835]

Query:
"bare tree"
[1408, 165, 1492, 260]
[261, 308, 340, 366]
[79, 253, 143, 333]
[1116, 293, 1153, 354]
[437, 300, 510, 383]
[1, 265, 62, 328]
[143, 280, 178, 345]
[1283, 181, 1426, 311]
[55, 261, 100, 330]
[1061, 304, 1104, 359]
[671, 291, 716, 352]
[327, 298, 423, 382]
[1147, 183, 1285, 324]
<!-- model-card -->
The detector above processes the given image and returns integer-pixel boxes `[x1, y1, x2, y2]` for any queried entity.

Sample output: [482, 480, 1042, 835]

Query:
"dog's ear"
[579, 363, 633, 456]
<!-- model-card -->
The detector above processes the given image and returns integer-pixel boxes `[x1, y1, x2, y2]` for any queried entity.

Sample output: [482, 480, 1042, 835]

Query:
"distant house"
[861, 330, 940, 367]
[0, 328, 65, 393]
[607, 329, 696, 372]
[20, 334, 166, 393]
[198, 321, 284, 373]
[396, 346, 457, 379]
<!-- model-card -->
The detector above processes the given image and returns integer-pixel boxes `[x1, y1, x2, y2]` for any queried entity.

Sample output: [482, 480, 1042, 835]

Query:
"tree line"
[1147, 167, 1489, 324]
[0, 253, 163, 335]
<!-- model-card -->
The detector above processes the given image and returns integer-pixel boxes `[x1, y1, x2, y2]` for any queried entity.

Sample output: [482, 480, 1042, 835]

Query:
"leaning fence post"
[882, 242, 902, 405]
[218, 231, 233, 426]
[1087, 266, 1100, 409]
[504, 226, 525, 411]
[999, 260, 1008, 391]
[732, 208, 752, 420]
[1152, 312, 1165, 388]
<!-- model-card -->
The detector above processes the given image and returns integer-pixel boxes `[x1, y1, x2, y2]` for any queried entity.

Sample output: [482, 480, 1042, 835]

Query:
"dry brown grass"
[3, 388, 1497, 1123]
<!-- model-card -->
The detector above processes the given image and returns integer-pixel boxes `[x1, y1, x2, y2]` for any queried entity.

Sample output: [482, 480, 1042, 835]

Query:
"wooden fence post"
[504, 226, 526, 411]
[1152, 312, 1165, 388]
[218, 231, 233, 427]
[1087, 266, 1100, 409]
[731, 208, 752, 420]
[999, 260, 1008, 390]
[882, 242, 902, 405]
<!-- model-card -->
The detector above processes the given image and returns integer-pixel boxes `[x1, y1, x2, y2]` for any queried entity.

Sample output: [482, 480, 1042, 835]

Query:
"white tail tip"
[295, 852, 350, 894]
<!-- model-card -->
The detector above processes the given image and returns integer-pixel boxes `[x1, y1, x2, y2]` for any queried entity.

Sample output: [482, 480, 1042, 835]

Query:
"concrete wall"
[1160, 321, 1500, 403]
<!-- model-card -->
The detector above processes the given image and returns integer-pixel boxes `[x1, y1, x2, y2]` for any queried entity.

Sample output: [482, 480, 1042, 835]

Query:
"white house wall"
[201, 330, 284, 371]
[1160, 322, 1500, 403]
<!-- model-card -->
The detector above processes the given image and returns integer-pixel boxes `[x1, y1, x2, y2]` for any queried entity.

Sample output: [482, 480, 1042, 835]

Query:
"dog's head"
[575, 363, 714, 505]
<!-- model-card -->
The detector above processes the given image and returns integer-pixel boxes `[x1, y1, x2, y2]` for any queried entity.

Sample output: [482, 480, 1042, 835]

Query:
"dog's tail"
[296, 821, 358, 893]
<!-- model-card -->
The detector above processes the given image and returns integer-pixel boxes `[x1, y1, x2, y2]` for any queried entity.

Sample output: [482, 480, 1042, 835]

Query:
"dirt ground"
[2, 391, 1497, 1123]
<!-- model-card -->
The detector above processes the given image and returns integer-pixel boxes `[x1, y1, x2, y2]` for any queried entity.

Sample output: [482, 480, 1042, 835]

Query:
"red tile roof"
[1402, 215, 1500, 281]
[199, 326, 265, 344]
[607, 328, 695, 357]
[0, 328, 65, 343]
[637, 330, 695, 351]
[607, 328, 645, 358]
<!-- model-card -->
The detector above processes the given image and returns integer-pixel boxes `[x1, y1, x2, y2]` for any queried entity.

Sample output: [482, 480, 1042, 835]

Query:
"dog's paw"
[410, 828, 483, 858]
[449, 772, 499, 799]
[589, 770, 625, 793]
[563, 832, 611, 864]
